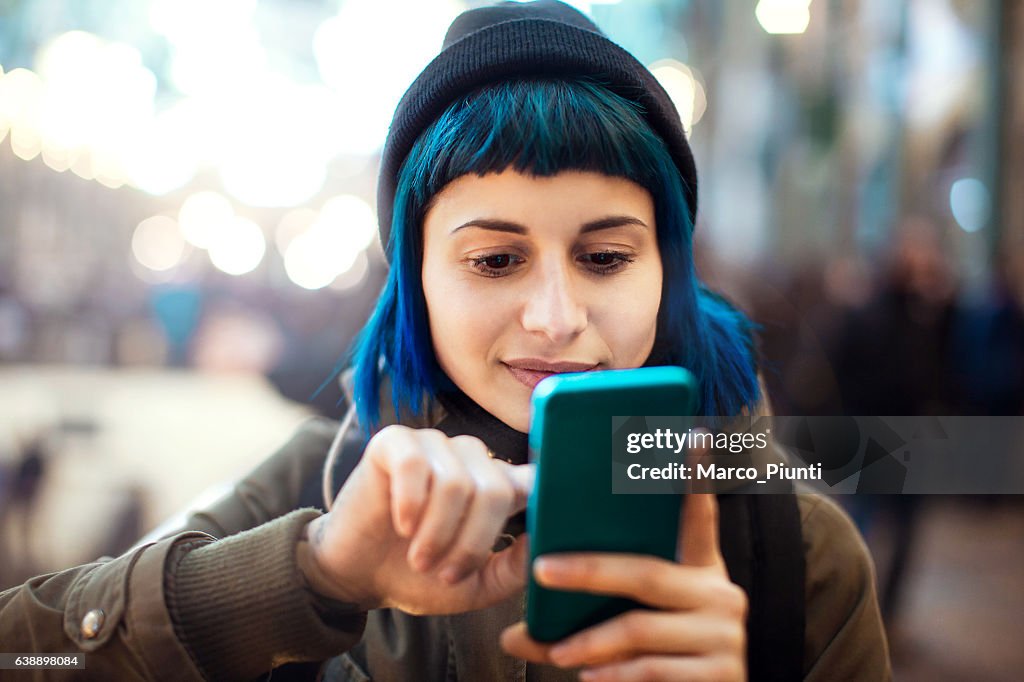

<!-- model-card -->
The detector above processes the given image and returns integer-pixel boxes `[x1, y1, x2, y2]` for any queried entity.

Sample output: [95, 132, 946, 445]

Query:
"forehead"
[424, 169, 654, 238]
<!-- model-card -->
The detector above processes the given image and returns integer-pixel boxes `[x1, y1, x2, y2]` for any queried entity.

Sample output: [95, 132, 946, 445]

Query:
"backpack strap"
[719, 494, 806, 681]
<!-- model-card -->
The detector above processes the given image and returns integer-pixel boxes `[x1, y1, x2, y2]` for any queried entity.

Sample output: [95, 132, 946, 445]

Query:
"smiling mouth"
[502, 359, 599, 389]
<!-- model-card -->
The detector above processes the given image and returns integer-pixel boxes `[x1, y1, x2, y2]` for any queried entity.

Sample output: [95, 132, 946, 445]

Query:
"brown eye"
[580, 251, 634, 273]
[469, 253, 524, 277]
[483, 254, 513, 269]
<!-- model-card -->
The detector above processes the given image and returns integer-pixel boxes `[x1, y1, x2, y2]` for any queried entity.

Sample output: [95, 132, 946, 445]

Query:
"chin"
[491, 403, 530, 434]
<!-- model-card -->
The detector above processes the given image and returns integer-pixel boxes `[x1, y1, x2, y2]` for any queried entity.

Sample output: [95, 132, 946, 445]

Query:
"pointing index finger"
[501, 461, 536, 514]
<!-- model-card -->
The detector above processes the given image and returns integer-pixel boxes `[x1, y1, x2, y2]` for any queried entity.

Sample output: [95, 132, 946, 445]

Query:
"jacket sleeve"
[798, 494, 893, 681]
[0, 531, 212, 681]
[0, 417, 368, 681]
[166, 508, 368, 681]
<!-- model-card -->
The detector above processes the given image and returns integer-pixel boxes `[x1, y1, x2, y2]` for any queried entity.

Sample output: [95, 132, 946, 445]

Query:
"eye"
[469, 253, 523, 277]
[482, 254, 513, 269]
[579, 251, 635, 274]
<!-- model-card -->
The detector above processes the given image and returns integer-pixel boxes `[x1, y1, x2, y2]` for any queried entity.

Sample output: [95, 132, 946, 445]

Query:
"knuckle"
[421, 428, 449, 442]
[366, 428, 394, 458]
[395, 450, 428, 475]
[437, 474, 472, 501]
[723, 583, 748, 619]
[708, 578, 744, 610]
[646, 565, 675, 596]
[477, 482, 514, 511]
[617, 611, 647, 646]
[451, 434, 486, 451]
[714, 621, 745, 655]
[376, 424, 411, 443]
[375, 424, 402, 437]
[369, 427, 423, 464]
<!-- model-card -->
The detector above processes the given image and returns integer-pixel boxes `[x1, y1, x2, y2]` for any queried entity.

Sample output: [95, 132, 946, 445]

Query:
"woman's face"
[421, 169, 662, 432]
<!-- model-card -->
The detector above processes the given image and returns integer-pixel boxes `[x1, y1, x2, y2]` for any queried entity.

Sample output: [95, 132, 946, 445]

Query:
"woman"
[0, 2, 890, 680]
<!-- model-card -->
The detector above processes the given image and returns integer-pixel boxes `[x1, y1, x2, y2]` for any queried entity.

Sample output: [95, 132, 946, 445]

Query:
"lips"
[503, 358, 598, 389]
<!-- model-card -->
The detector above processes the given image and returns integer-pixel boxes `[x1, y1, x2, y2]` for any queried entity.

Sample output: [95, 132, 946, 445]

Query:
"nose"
[520, 259, 588, 344]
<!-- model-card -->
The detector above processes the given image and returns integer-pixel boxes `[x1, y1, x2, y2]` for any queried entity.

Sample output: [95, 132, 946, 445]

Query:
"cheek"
[422, 266, 503, 374]
[594, 269, 662, 363]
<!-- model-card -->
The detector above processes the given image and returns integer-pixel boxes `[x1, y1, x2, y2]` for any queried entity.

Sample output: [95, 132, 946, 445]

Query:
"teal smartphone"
[525, 365, 699, 643]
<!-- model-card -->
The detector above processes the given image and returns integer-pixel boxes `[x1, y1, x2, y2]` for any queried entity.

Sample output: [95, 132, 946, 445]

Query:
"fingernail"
[533, 557, 564, 584]
[579, 670, 597, 682]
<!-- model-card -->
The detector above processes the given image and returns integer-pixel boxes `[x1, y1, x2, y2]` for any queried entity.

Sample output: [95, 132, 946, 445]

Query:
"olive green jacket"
[0, 413, 891, 681]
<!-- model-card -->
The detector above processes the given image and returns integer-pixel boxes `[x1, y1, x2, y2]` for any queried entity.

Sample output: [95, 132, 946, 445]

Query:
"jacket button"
[81, 609, 105, 639]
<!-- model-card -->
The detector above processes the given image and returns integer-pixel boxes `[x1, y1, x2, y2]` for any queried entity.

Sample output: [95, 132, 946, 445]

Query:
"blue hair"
[348, 78, 759, 430]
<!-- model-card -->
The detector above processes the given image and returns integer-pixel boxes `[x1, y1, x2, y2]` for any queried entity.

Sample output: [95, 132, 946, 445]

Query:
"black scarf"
[433, 390, 530, 463]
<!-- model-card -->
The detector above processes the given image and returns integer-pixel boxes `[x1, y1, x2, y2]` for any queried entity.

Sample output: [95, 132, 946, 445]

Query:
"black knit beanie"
[376, 0, 698, 258]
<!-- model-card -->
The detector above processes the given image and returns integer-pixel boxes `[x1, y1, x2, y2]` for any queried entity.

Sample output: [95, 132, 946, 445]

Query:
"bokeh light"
[70, 153, 96, 181]
[283, 195, 376, 290]
[950, 178, 990, 233]
[317, 195, 377, 252]
[756, 0, 812, 35]
[132, 216, 187, 272]
[650, 59, 707, 135]
[275, 208, 318, 256]
[122, 105, 202, 196]
[41, 144, 73, 172]
[207, 215, 266, 276]
[35, 31, 158, 187]
[149, 0, 266, 98]
[178, 191, 235, 249]
[284, 232, 347, 291]
[329, 250, 371, 292]
[1, 68, 44, 161]
[0, 64, 9, 144]
[313, 0, 463, 156]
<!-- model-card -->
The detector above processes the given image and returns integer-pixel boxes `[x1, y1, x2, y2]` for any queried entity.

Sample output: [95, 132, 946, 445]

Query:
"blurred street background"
[1, 1, 1022, 679]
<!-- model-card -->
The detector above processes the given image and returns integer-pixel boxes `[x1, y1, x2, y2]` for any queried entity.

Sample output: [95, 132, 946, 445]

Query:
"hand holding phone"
[503, 488, 747, 682]
[503, 370, 746, 680]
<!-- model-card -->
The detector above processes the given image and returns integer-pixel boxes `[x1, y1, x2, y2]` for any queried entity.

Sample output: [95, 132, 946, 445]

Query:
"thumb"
[472, 533, 531, 608]
[678, 431, 725, 568]
[679, 491, 724, 568]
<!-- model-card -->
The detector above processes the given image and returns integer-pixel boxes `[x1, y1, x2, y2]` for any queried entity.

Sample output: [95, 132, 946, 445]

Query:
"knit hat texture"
[376, 0, 697, 256]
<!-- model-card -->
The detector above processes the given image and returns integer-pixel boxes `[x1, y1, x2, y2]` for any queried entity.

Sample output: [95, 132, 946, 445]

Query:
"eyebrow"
[450, 215, 649, 235]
